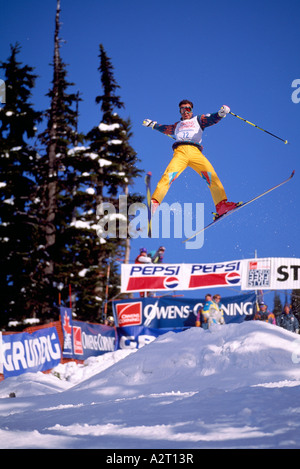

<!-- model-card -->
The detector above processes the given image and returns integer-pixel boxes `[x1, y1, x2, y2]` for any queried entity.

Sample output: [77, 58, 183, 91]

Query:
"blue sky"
[2, 0, 299, 302]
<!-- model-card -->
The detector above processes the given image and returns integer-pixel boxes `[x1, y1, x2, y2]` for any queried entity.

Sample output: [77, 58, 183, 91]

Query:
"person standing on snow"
[254, 303, 277, 325]
[143, 100, 239, 219]
[208, 294, 225, 326]
[194, 293, 213, 329]
[279, 304, 299, 333]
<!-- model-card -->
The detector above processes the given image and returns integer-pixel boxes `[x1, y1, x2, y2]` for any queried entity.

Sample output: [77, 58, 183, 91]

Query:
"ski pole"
[229, 111, 289, 144]
[145, 172, 152, 238]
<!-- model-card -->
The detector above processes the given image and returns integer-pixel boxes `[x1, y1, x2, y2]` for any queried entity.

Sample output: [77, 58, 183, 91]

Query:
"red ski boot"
[214, 199, 241, 220]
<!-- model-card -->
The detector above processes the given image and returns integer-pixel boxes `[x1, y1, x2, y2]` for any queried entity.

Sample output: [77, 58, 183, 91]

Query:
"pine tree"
[0, 8, 143, 325]
[36, 0, 81, 317]
[0, 43, 42, 325]
[71, 44, 143, 321]
[291, 289, 300, 322]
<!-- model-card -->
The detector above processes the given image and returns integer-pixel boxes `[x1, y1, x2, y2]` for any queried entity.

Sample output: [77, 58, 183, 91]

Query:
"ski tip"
[291, 169, 295, 177]
[147, 171, 152, 176]
[284, 140, 289, 144]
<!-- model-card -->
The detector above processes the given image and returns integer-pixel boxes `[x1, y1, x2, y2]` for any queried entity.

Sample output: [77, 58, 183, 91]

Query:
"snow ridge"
[1, 322, 300, 449]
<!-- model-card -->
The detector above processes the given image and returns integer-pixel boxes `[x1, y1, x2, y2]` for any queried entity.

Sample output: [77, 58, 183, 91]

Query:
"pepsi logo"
[225, 272, 241, 285]
[163, 276, 179, 289]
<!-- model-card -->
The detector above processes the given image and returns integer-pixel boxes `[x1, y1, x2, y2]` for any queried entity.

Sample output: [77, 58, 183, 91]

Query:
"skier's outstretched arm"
[143, 119, 176, 137]
[199, 105, 230, 130]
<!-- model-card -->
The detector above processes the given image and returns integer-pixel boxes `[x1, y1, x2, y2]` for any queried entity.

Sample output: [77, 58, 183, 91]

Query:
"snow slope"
[1, 321, 300, 449]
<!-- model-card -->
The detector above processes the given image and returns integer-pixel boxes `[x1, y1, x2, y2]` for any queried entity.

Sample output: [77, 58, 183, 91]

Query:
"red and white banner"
[121, 258, 300, 293]
[241, 257, 300, 290]
[121, 261, 242, 293]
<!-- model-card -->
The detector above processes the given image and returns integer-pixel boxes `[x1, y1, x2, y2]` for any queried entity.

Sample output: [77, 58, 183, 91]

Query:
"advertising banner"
[121, 261, 242, 293]
[1, 327, 61, 378]
[113, 293, 256, 329]
[116, 325, 185, 350]
[241, 258, 300, 290]
[60, 307, 117, 360]
[122, 258, 300, 293]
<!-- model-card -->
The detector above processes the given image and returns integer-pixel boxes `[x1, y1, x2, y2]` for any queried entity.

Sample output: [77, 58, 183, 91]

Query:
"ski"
[183, 170, 295, 243]
[145, 171, 152, 238]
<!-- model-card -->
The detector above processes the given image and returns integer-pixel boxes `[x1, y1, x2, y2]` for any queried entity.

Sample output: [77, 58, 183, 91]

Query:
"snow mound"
[67, 321, 300, 401]
[1, 321, 300, 449]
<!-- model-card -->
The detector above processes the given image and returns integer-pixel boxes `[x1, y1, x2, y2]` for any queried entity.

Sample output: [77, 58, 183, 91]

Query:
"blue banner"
[60, 307, 117, 360]
[116, 325, 187, 350]
[112, 293, 256, 329]
[2, 327, 61, 378]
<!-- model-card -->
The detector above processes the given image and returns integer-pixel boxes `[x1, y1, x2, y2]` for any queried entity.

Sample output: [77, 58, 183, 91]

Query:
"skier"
[143, 100, 239, 219]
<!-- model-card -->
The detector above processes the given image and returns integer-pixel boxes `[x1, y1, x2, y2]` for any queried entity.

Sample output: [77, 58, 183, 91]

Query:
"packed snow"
[1, 321, 300, 449]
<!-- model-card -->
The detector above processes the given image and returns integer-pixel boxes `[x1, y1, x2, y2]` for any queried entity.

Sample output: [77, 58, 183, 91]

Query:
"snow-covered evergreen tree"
[291, 289, 300, 322]
[34, 0, 80, 317]
[0, 43, 42, 324]
[71, 44, 143, 320]
[0, 5, 143, 325]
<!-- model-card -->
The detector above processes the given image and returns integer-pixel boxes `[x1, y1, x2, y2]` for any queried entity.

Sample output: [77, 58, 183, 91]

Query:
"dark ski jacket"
[279, 312, 299, 332]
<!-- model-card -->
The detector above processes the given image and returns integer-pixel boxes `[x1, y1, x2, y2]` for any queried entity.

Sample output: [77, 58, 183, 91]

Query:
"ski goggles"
[180, 106, 192, 113]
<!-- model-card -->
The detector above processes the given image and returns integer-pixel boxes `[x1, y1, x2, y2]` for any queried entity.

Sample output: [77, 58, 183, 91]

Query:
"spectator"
[254, 303, 267, 321]
[254, 303, 276, 324]
[105, 315, 115, 327]
[201, 294, 213, 329]
[135, 247, 152, 264]
[150, 246, 166, 264]
[209, 294, 225, 326]
[279, 304, 299, 333]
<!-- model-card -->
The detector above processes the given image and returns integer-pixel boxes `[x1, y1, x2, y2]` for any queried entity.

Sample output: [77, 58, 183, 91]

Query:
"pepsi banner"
[60, 307, 117, 359]
[113, 293, 256, 329]
[121, 261, 242, 293]
[1, 327, 61, 378]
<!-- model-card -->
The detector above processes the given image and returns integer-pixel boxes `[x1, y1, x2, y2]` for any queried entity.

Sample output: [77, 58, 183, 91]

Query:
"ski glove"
[143, 119, 157, 129]
[218, 105, 230, 117]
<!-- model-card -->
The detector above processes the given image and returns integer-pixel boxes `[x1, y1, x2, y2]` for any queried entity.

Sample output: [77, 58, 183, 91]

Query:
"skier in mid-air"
[143, 100, 239, 219]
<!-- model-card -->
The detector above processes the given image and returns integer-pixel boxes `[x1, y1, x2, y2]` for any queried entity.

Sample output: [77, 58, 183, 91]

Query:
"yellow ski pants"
[152, 144, 227, 206]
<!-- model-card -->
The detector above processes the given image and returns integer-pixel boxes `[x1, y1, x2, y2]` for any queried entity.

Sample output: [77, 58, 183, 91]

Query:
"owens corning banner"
[241, 258, 300, 290]
[1, 327, 61, 378]
[60, 307, 117, 360]
[121, 261, 242, 293]
[112, 293, 256, 329]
